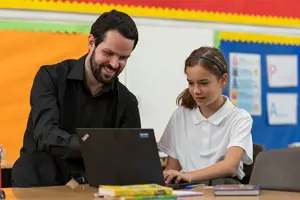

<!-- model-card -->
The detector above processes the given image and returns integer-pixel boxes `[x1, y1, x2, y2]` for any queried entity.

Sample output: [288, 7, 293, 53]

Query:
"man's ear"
[88, 34, 95, 51]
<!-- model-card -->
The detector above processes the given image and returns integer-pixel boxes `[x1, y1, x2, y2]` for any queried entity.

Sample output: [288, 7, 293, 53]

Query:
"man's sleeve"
[31, 67, 81, 159]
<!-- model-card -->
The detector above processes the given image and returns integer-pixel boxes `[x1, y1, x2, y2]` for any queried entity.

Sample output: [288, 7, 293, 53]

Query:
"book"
[214, 184, 260, 196]
[94, 191, 203, 199]
[98, 184, 173, 197]
[96, 195, 178, 200]
[117, 195, 178, 200]
[93, 193, 178, 200]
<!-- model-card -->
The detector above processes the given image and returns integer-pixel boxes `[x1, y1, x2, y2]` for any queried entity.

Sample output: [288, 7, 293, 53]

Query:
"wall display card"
[266, 55, 298, 87]
[267, 93, 298, 125]
[229, 53, 262, 116]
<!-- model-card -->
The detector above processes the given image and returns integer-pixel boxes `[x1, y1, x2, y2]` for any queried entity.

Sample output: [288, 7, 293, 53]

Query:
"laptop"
[76, 128, 166, 187]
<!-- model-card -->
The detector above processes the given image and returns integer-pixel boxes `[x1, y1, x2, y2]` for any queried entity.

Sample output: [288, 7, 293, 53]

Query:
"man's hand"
[163, 169, 193, 184]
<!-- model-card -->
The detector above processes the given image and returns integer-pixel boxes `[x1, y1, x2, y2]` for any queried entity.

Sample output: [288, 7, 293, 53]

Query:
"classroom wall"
[2, 8, 300, 161]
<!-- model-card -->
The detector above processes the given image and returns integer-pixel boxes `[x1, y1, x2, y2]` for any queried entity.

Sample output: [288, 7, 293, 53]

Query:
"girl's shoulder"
[171, 106, 195, 119]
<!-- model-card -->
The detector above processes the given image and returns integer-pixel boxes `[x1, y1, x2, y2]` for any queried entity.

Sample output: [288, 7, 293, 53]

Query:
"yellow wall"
[0, 30, 88, 161]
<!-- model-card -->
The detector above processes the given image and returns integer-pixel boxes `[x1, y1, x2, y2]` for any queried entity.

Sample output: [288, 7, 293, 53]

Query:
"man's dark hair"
[90, 9, 139, 49]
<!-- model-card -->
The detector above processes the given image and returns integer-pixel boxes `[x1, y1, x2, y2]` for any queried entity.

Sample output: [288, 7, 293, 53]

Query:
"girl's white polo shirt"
[158, 97, 253, 180]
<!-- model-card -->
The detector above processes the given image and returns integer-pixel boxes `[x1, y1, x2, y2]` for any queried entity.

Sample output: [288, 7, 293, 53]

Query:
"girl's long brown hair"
[176, 47, 228, 109]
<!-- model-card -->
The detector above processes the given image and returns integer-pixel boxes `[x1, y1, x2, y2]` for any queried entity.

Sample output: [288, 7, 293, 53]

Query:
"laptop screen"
[77, 128, 165, 187]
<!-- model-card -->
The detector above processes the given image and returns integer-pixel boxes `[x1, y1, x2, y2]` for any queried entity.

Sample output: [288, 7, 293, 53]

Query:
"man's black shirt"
[12, 55, 141, 187]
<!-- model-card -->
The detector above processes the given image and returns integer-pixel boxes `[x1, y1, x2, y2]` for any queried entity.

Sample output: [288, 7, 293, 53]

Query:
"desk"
[3, 185, 300, 200]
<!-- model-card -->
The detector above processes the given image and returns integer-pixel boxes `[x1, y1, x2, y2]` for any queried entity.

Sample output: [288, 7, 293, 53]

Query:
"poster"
[229, 53, 262, 116]
[266, 55, 298, 87]
[267, 93, 298, 125]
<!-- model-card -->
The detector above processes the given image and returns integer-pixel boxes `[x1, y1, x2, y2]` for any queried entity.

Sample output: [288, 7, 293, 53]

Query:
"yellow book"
[98, 184, 173, 197]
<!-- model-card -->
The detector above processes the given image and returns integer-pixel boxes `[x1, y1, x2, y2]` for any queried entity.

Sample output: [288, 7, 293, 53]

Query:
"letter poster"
[229, 53, 262, 116]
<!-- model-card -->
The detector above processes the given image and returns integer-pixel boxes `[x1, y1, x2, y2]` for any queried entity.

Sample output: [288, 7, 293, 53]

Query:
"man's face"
[88, 30, 134, 84]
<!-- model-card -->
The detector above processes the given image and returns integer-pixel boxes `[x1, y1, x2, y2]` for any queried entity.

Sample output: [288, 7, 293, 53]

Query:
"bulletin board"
[215, 31, 300, 150]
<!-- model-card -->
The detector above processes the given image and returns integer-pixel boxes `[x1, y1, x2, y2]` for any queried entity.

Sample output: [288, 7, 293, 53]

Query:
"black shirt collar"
[66, 54, 116, 92]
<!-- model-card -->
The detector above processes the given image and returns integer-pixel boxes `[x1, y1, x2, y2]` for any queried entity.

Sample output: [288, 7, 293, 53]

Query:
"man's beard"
[89, 49, 120, 84]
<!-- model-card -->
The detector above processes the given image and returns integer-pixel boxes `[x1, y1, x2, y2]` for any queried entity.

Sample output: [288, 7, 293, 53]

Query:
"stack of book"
[214, 184, 260, 196]
[95, 184, 178, 200]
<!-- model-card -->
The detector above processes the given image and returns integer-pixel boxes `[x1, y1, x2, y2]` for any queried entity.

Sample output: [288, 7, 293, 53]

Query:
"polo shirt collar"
[193, 96, 234, 125]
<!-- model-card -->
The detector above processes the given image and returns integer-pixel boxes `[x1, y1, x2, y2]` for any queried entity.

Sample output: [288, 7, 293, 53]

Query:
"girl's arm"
[164, 156, 181, 171]
[188, 146, 245, 181]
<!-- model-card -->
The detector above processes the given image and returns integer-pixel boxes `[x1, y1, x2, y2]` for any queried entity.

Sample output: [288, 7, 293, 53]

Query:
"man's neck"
[84, 59, 104, 96]
[199, 96, 226, 119]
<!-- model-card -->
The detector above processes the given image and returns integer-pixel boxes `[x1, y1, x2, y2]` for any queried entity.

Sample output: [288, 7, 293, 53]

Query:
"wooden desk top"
[3, 185, 300, 200]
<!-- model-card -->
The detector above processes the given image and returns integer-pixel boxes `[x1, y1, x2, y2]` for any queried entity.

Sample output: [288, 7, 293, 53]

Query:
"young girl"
[158, 47, 253, 185]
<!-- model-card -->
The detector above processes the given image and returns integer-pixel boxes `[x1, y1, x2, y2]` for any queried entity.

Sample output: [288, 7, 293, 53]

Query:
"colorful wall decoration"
[215, 31, 300, 150]
[1, 0, 300, 27]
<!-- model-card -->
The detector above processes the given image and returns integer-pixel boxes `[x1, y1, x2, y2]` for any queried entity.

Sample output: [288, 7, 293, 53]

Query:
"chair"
[241, 143, 265, 184]
[250, 147, 300, 192]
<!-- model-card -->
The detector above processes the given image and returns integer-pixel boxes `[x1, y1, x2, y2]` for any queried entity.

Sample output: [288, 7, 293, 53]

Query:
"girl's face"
[186, 65, 227, 107]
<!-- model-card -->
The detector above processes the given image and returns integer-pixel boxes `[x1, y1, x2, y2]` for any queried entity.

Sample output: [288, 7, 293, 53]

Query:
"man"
[12, 10, 141, 187]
